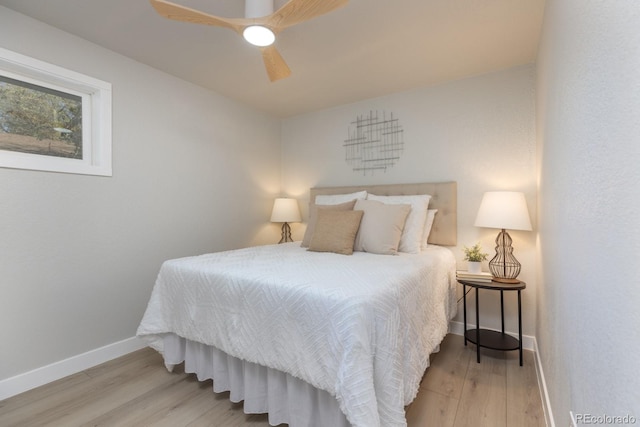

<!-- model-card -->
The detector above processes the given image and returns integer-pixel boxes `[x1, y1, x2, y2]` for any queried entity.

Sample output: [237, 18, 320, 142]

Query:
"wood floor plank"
[53, 367, 186, 426]
[506, 351, 546, 427]
[420, 334, 471, 399]
[0, 371, 91, 414]
[187, 405, 230, 427]
[453, 350, 507, 427]
[84, 347, 162, 379]
[84, 376, 213, 426]
[406, 388, 459, 427]
[183, 393, 281, 426]
[185, 392, 237, 427]
[206, 401, 254, 427]
[2, 359, 181, 427]
[0, 334, 545, 427]
[0, 354, 167, 427]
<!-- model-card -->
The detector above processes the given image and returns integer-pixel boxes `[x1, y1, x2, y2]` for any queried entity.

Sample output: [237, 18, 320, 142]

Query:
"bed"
[137, 182, 457, 427]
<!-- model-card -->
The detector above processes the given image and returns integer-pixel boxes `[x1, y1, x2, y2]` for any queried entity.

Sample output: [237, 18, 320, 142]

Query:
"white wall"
[281, 65, 538, 336]
[536, 0, 640, 424]
[0, 7, 281, 382]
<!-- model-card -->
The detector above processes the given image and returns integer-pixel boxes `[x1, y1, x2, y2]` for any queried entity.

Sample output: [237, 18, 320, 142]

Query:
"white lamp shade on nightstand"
[271, 198, 301, 244]
[270, 198, 301, 223]
[474, 192, 532, 231]
[474, 191, 531, 284]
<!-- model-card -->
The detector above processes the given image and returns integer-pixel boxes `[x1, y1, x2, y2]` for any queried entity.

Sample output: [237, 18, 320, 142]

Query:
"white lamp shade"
[474, 191, 532, 231]
[270, 198, 301, 223]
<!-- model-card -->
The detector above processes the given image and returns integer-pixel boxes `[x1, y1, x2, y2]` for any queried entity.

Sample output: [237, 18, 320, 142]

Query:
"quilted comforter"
[137, 243, 456, 427]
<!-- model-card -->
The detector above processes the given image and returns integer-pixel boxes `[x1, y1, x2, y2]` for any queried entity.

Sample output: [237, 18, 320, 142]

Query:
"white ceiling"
[0, 0, 546, 118]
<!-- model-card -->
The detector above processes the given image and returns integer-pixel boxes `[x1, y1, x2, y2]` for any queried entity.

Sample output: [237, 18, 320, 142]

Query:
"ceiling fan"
[149, 0, 349, 82]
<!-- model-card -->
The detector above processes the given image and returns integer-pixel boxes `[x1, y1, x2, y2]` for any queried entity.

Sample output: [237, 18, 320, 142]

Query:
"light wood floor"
[0, 334, 545, 427]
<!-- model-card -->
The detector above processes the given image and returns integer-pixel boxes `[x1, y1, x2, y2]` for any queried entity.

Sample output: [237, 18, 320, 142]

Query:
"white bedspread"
[137, 243, 456, 427]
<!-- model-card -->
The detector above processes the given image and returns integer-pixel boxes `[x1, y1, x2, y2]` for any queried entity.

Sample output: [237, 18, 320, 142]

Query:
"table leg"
[500, 290, 505, 334]
[475, 287, 480, 363]
[518, 289, 523, 366]
[463, 283, 467, 346]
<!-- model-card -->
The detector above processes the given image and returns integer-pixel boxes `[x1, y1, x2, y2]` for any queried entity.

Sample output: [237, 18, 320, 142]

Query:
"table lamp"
[474, 191, 532, 283]
[271, 198, 301, 243]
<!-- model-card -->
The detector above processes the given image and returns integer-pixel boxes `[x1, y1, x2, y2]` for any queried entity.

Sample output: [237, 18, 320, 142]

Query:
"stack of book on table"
[456, 270, 493, 282]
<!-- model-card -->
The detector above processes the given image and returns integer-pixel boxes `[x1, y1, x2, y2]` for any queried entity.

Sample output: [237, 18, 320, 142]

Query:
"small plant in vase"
[463, 243, 488, 274]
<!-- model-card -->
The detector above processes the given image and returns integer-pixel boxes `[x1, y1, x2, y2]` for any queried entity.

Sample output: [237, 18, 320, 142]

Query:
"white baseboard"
[448, 321, 555, 427]
[0, 336, 146, 401]
[534, 338, 556, 427]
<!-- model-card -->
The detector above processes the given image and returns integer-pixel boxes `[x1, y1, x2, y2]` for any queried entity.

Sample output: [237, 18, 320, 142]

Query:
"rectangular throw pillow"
[421, 209, 438, 250]
[366, 193, 431, 254]
[308, 210, 364, 255]
[301, 199, 357, 247]
[314, 190, 367, 205]
[353, 199, 411, 255]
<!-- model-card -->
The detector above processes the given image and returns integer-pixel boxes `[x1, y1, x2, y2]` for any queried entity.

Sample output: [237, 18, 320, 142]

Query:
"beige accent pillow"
[301, 200, 357, 247]
[308, 210, 364, 255]
[353, 199, 411, 255]
[366, 194, 431, 254]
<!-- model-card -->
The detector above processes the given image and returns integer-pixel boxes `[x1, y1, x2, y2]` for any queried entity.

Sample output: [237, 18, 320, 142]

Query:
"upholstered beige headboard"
[309, 182, 457, 246]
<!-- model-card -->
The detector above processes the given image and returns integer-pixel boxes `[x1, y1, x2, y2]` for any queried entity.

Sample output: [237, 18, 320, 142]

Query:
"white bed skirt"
[162, 334, 352, 427]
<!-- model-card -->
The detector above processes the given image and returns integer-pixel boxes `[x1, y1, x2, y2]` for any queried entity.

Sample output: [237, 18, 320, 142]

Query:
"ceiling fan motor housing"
[245, 0, 274, 18]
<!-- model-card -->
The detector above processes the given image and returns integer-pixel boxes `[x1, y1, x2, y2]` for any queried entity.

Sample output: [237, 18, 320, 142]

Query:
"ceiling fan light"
[243, 25, 275, 47]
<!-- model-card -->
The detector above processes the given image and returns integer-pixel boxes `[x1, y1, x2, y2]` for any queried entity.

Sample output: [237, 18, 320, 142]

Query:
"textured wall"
[0, 7, 281, 381]
[536, 0, 640, 424]
[281, 65, 538, 336]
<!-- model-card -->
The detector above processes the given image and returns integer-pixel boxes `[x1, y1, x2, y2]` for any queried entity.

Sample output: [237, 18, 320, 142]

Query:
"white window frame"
[0, 47, 112, 176]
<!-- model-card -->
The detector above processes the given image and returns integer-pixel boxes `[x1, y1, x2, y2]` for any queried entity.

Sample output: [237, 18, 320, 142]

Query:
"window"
[0, 47, 112, 176]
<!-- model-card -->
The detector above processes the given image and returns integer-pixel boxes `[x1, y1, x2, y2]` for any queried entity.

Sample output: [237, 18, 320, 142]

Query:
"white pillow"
[315, 191, 367, 205]
[366, 193, 431, 254]
[421, 209, 438, 250]
[353, 199, 411, 255]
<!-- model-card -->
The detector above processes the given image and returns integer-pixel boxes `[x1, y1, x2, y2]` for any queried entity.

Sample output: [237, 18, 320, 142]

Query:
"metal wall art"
[344, 110, 404, 176]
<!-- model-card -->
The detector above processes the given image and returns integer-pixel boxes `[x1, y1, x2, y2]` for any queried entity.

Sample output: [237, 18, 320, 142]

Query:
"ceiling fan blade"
[149, 0, 249, 34]
[267, 0, 349, 30]
[260, 46, 292, 82]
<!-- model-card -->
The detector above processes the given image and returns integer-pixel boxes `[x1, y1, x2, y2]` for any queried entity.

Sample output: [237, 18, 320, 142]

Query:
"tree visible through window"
[0, 75, 83, 159]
